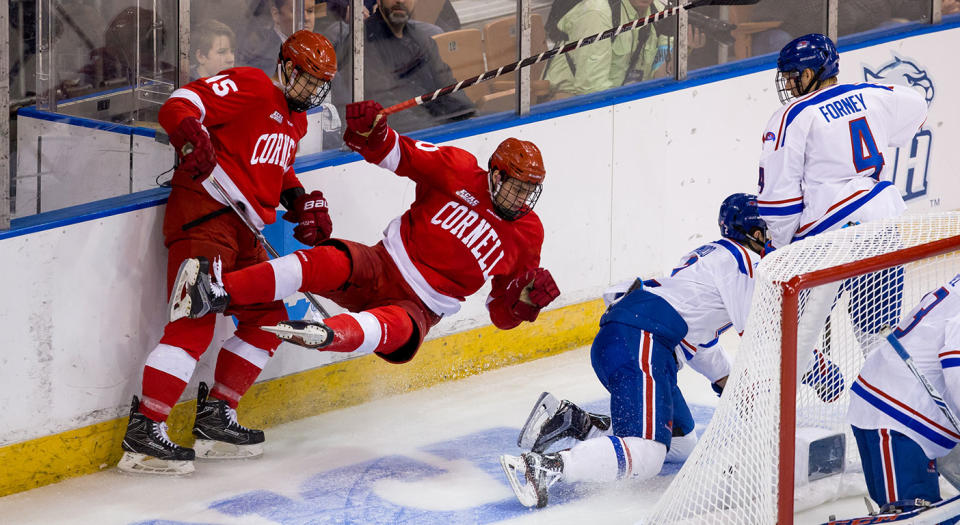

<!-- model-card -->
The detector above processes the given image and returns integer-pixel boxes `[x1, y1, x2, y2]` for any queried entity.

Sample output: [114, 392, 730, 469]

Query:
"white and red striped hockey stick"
[377, 0, 760, 118]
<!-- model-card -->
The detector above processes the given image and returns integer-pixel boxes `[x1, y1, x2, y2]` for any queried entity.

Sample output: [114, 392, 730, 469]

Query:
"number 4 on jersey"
[849, 117, 884, 180]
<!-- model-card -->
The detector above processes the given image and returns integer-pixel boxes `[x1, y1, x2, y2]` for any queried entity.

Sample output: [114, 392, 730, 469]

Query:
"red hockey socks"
[222, 246, 350, 305]
[141, 344, 199, 422]
[323, 305, 414, 356]
[210, 337, 271, 408]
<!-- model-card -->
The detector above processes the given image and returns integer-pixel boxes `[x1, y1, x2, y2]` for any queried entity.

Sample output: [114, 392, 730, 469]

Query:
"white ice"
[0, 342, 947, 525]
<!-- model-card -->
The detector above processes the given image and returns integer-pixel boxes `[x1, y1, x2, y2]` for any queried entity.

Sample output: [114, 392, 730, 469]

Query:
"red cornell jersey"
[159, 67, 307, 229]
[377, 134, 545, 317]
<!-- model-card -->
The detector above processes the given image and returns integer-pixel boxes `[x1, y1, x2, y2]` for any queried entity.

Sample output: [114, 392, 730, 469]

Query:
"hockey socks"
[221, 246, 351, 305]
[141, 344, 198, 422]
[323, 305, 414, 356]
[210, 337, 271, 408]
[560, 436, 667, 483]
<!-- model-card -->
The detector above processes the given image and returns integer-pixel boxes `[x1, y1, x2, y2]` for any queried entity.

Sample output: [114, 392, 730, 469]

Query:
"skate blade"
[499, 454, 540, 508]
[518, 392, 561, 450]
[168, 258, 200, 322]
[260, 323, 329, 348]
[117, 452, 195, 476]
[194, 439, 263, 459]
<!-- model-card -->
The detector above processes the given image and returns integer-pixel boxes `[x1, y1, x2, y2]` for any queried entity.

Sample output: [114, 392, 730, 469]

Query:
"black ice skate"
[500, 451, 564, 508]
[260, 320, 335, 349]
[192, 382, 264, 459]
[118, 396, 195, 475]
[518, 392, 611, 452]
[169, 256, 230, 322]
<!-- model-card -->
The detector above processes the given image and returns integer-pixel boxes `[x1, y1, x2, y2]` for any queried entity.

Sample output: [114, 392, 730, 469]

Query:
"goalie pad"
[819, 493, 960, 524]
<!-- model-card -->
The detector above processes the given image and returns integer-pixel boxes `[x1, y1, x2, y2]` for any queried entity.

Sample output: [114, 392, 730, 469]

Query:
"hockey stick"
[884, 330, 960, 433]
[205, 175, 331, 319]
[883, 329, 960, 491]
[370, 0, 759, 122]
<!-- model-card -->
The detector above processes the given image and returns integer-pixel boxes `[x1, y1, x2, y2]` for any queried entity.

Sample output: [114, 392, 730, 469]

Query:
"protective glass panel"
[687, 0, 827, 72]
[44, 0, 178, 125]
[837, 1, 929, 38]
[332, 0, 495, 137]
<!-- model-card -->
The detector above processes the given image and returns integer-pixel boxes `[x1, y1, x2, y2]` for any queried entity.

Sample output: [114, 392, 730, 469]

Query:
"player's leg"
[501, 325, 676, 507]
[516, 392, 611, 453]
[169, 243, 352, 321]
[665, 384, 698, 463]
[120, 237, 238, 475]
[852, 426, 942, 511]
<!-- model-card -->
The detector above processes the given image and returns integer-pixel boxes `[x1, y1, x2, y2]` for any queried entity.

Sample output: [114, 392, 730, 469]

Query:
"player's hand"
[711, 376, 728, 397]
[801, 350, 844, 403]
[170, 117, 216, 181]
[507, 268, 560, 322]
[283, 190, 332, 246]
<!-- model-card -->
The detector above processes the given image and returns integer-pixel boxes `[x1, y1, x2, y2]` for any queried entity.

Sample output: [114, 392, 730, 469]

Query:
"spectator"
[543, 0, 674, 97]
[364, 0, 460, 32]
[238, 0, 318, 74]
[315, 0, 368, 49]
[190, 0, 259, 37]
[333, 0, 474, 133]
[191, 20, 236, 80]
[81, 6, 171, 89]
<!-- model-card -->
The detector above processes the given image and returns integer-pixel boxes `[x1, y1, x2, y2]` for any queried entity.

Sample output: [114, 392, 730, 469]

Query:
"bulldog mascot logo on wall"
[863, 55, 934, 202]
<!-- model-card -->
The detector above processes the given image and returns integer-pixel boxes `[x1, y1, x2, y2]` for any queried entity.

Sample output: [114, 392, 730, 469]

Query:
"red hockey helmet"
[489, 138, 546, 184]
[488, 138, 546, 221]
[278, 30, 337, 112]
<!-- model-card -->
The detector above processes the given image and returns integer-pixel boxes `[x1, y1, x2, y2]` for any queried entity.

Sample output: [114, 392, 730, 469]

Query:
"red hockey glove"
[169, 117, 216, 181]
[282, 190, 332, 246]
[342, 100, 393, 162]
[505, 268, 560, 322]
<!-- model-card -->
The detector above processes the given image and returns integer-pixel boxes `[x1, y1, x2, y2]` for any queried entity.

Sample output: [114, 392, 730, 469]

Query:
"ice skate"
[118, 396, 195, 475]
[260, 320, 334, 349]
[518, 392, 611, 452]
[169, 256, 230, 322]
[192, 382, 264, 459]
[500, 451, 564, 508]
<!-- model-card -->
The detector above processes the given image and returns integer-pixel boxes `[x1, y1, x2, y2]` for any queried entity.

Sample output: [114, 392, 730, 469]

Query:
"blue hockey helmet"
[776, 33, 839, 104]
[718, 193, 766, 245]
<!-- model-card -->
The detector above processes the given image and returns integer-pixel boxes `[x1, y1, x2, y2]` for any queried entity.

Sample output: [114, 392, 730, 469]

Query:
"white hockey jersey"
[757, 82, 927, 249]
[849, 274, 960, 459]
[603, 239, 759, 383]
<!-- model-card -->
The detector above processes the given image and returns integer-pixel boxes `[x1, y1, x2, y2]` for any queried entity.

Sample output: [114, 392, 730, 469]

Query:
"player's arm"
[342, 100, 475, 187]
[757, 119, 806, 249]
[886, 84, 928, 147]
[486, 266, 560, 330]
[685, 342, 732, 387]
[939, 304, 960, 412]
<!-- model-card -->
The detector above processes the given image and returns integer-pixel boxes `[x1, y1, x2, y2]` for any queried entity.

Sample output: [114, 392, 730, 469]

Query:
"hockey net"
[643, 212, 960, 525]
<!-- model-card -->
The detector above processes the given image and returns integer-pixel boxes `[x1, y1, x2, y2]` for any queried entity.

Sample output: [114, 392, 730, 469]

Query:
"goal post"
[643, 212, 960, 525]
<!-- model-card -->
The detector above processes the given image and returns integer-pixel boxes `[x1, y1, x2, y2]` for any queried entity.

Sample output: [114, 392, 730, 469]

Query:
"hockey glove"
[282, 190, 332, 246]
[343, 100, 393, 163]
[505, 268, 560, 322]
[170, 117, 217, 181]
[801, 349, 844, 403]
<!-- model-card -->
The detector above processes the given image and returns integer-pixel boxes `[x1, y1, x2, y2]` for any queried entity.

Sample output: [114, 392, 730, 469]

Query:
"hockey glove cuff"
[282, 190, 332, 246]
[170, 117, 216, 181]
[505, 268, 560, 322]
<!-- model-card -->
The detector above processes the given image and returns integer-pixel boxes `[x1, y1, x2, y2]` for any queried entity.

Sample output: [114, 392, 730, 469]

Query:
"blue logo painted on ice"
[863, 55, 934, 202]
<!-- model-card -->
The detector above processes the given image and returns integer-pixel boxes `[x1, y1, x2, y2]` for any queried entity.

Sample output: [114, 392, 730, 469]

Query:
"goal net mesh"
[642, 212, 960, 525]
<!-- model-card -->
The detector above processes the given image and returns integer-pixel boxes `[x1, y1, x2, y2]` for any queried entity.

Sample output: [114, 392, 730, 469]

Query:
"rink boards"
[2, 22, 960, 497]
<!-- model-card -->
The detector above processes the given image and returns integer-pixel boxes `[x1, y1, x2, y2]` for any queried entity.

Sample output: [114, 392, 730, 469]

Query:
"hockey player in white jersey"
[758, 33, 928, 379]
[499, 193, 765, 508]
[758, 33, 926, 249]
[847, 274, 960, 516]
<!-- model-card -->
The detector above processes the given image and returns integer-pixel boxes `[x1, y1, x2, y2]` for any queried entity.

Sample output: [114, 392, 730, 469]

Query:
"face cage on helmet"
[491, 177, 543, 221]
[776, 70, 802, 105]
[281, 65, 332, 112]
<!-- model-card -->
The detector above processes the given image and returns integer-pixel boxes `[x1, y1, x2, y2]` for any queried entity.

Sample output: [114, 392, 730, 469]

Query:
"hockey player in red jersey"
[118, 30, 338, 475]
[168, 99, 560, 368]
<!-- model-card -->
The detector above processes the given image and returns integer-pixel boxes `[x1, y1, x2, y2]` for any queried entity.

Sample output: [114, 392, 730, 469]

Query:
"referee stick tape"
[180, 143, 331, 320]
[357, 0, 760, 136]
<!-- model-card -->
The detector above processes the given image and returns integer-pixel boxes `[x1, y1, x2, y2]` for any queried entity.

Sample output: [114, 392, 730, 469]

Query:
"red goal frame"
[776, 234, 960, 524]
